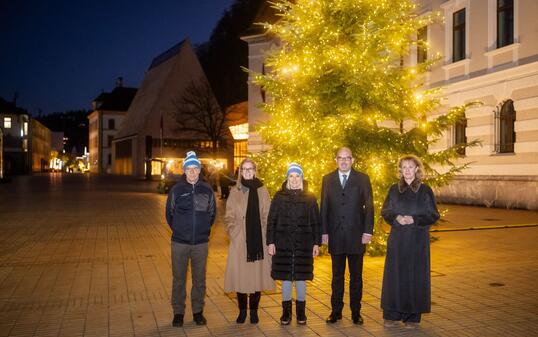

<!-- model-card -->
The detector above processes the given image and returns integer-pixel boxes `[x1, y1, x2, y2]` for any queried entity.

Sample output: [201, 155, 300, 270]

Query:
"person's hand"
[361, 234, 372, 244]
[322, 234, 329, 245]
[313, 245, 319, 257]
[403, 216, 414, 224]
[396, 215, 407, 225]
[267, 244, 276, 256]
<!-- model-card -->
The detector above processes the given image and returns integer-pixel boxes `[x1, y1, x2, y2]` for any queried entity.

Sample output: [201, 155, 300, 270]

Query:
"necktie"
[341, 174, 347, 188]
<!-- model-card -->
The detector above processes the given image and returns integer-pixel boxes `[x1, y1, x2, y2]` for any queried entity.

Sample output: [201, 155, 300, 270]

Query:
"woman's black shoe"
[249, 292, 261, 324]
[236, 293, 248, 323]
[250, 309, 259, 324]
[280, 300, 292, 325]
[296, 300, 307, 325]
[236, 309, 247, 323]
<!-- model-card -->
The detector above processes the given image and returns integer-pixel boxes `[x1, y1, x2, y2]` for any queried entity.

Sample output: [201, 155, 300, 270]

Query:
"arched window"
[497, 99, 516, 153]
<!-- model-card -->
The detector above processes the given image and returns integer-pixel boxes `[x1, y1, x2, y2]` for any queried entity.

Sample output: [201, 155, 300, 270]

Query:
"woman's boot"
[236, 293, 247, 323]
[249, 292, 261, 324]
[296, 300, 307, 325]
[280, 300, 292, 325]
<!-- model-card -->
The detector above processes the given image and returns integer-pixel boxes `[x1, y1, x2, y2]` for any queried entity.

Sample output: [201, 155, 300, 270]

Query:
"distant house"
[30, 119, 52, 172]
[88, 78, 137, 174]
[113, 39, 233, 178]
[0, 96, 30, 175]
[0, 127, 3, 179]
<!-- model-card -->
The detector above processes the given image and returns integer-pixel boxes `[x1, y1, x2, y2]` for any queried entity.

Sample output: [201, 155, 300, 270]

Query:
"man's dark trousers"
[330, 253, 364, 314]
[171, 241, 208, 315]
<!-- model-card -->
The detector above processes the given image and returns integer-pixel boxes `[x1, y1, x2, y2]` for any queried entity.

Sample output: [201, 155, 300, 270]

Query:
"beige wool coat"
[223, 183, 275, 293]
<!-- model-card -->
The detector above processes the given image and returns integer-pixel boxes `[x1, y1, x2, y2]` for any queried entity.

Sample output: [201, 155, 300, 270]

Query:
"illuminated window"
[150, 160, 162, 175]
[233, 140, 248, 171]
[229, 123, 249, 140]
[23, 121, 28, 135]
[23, 139, 28, 152]
[3, 117, 11, 129]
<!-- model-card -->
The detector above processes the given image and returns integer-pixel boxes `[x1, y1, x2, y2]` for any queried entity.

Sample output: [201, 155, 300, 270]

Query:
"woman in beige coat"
[224, 158, 275, 324]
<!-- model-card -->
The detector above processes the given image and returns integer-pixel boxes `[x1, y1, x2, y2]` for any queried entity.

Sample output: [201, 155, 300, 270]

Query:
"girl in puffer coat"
[267, 163, 322, 325]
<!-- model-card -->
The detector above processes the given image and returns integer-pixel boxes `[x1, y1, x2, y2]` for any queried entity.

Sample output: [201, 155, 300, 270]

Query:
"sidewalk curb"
[431, 223, 538, 232]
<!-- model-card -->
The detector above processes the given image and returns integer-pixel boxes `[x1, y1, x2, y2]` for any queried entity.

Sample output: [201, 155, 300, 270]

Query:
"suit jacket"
[320, 169, 374, 255]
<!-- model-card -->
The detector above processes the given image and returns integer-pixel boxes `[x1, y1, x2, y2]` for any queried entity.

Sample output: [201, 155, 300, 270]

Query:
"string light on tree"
[251, 0, 479, 256]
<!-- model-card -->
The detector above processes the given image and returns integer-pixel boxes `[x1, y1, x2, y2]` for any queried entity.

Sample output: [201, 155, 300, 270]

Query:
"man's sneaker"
[193, 312, 207, 325]
[172, 314, 184, 327]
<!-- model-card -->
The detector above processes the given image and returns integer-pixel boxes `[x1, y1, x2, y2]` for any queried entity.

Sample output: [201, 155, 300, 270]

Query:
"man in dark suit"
[321, 147, 374, 325]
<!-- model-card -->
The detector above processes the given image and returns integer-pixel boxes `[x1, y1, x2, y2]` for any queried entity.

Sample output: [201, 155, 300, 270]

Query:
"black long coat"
[380, 181, 440, 314]
[266, 183, 321, 281]
[320, 169, 374, 255]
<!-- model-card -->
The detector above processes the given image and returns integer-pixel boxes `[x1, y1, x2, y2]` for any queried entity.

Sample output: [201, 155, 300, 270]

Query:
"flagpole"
[160, 110, 163, 158]
[160, 110, 164, 174]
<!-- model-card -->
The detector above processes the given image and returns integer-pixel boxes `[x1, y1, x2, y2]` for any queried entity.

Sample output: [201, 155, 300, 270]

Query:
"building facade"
[241, 2, 279, 154]
[242, 0, 538, 210]
[416, 0, 538, 210]
[0, 97, 30, 175]
[88, 82, 137, 174]
[0, 127, 3, 179]
[30, 119, 52, 172]
[113, 39, 233, 178]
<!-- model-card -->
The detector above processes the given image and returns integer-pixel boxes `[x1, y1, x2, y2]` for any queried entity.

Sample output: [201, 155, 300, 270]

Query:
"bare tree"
[171, 78, 230, 156]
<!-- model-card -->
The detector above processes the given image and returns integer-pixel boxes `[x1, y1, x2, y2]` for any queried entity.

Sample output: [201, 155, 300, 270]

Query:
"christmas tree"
[251, 0, 479, 255]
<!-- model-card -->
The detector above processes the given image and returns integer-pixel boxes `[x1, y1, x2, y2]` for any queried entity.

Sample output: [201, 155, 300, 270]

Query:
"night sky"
[0, 0, 235, 115]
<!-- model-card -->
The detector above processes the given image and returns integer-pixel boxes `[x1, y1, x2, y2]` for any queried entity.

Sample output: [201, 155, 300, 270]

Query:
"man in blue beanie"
[166, 151, 216, 327]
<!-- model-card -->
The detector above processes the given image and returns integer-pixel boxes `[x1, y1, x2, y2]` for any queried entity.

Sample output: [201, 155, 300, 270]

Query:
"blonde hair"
[286, 174, 304, 190]
[398, 155, 424, 180]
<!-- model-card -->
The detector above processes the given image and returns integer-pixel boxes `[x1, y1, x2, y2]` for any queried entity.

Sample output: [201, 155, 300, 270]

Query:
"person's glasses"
[242, 167, 255, 172]
[336, 156, 352, 161]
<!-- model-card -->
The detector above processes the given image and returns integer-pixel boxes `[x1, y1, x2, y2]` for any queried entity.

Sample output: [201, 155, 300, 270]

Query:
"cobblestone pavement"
[1, 174, 537, 337]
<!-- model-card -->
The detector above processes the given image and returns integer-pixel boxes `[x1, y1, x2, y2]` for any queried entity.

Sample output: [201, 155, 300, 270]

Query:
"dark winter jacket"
[380, 180, 440, 313]
[166, 175, 216, 245]
[266, 181, 321, 281]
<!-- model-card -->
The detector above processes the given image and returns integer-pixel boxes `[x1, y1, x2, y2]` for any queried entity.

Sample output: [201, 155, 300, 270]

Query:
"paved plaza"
[1, 174, 537, 337]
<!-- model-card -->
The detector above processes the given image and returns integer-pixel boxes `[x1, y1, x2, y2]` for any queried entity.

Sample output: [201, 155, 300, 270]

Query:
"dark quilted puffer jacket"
[266, 181, 321, 281]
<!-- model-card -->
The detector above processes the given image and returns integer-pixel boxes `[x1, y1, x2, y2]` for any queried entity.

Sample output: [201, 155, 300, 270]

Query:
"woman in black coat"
[381, 155, 440, 329]
[267, 163, 321, 325]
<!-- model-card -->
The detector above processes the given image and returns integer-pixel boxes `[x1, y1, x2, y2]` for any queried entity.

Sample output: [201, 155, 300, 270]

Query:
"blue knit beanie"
[183, 151, 201, 169]
[287, 162, 303, 177]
